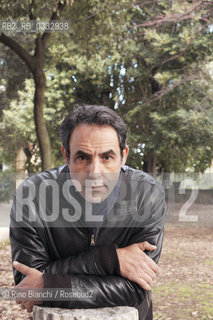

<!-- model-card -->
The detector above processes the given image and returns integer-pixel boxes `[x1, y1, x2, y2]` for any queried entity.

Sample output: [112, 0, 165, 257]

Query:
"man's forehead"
[72, 144, 119, 157]
[69, 124, 120, 148]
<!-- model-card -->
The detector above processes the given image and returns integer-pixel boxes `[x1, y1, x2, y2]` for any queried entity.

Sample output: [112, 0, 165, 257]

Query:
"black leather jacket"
[10, 165, 166, 320]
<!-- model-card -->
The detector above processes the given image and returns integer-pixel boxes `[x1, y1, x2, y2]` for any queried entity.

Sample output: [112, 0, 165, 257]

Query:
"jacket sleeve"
[42, 273, 148, 309]
[43, 244, 120, 276]
[128, 184, 166, 264]
[41, 183, 166, 309]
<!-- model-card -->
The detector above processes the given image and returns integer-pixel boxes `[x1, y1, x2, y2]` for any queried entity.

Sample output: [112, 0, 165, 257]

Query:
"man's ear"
[121, 145, 129, 165]
[61, 145, 68, 164]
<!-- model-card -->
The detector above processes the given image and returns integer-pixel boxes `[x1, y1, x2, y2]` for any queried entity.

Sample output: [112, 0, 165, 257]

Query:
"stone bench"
[33, 305, 138, 320]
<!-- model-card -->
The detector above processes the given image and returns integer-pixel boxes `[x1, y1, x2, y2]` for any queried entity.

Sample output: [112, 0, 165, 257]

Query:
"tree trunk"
[33, 69, 52, 171]
[142, 68, 161, 176]
[0, 33, 52, 171]
[162, 171, 171, 188]
[143, 154, 157, 177]
[33, 36, 52, 171]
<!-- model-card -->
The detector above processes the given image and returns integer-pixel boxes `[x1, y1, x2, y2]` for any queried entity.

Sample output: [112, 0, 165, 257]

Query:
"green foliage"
[1, 78, 66, 171]
[0, 0, 59, 20]
[0, 0, 213, 173]
[0, 43, 31, 119]
[117, 0, 213, 172]
[1, 79, 40, 171]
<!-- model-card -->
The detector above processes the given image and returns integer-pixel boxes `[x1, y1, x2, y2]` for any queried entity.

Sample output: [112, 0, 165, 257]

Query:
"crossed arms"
[10, 184, 166, 313]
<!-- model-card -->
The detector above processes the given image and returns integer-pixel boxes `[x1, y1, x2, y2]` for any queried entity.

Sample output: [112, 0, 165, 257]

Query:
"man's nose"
[88, 158, 101, 178]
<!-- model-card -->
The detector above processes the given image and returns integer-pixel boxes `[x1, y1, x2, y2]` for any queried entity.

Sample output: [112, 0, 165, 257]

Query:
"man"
[10, 105, 166, 320]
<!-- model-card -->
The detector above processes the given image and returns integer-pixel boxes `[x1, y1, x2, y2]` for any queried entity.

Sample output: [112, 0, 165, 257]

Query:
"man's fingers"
[140, 242, 157, 251]
[139, 272, 153, 287]
[140, 262, 157, 281]
[13, 261, 31, 276]
[147, 257, 160, 274]
[136, 277, 151, 291]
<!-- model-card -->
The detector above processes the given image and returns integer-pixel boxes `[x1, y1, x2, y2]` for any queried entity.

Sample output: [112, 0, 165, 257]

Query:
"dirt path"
[0, 224, 213, 320]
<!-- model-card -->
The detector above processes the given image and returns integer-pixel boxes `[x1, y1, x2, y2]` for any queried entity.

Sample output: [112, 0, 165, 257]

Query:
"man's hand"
[13, 261, 44, 313]
[116, 241, 159, 291]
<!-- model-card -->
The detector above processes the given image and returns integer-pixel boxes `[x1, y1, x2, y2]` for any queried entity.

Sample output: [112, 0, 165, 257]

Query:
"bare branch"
[161, 23, 208, 66]
[29, 0, 36, 20]
[128, 69, 207, 107]
[133, 1, 212, 29]
[0, 33, 35, 72]
[143, 73, 203, 105]
[41, 0, 71, 47]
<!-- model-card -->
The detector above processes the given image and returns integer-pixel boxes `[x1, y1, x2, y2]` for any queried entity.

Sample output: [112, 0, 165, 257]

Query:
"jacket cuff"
[94, 244, 120, 275]
[42, 273, 70, 308]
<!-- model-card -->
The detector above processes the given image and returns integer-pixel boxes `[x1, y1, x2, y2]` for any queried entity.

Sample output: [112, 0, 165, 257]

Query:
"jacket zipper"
[90, 221, 103, 248]
[90, 234, 96, 246]
[90, 231, 103, 274]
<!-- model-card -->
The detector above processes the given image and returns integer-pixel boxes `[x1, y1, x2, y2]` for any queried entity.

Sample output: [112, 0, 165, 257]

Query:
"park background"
[0, 1, 213, 319]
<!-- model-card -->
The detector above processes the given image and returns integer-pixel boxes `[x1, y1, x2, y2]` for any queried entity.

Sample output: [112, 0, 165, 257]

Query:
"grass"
[153, 281, 213, 319]
[204, 259, 213, 266]
[0, 239, 10, 250]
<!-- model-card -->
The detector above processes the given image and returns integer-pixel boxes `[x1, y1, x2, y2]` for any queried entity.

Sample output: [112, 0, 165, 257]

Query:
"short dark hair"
[60, 105, 127, 159]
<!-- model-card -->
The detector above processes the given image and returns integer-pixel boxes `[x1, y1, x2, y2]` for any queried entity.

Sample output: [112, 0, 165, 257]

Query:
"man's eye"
[104, 155, 112, 160]
[77, 155, 87, 160]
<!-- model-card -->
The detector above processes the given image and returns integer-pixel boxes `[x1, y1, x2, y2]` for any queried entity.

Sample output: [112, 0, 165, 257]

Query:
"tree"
[0, 43, 32, 120]
[1, 0, 212, 176]
[51, 0, 213, 174]
[0, 0, 73, 170]
[115, 0, 213, 174]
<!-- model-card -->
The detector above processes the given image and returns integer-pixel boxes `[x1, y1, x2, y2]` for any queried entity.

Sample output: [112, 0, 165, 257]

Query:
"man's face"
[62, 124, 128, 203]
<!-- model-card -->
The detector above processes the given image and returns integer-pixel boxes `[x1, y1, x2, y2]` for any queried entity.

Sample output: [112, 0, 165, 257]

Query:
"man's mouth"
[90, 186, 105, 193]
[91, 183, 104, 188]
[88, 186, 105, 192]
[84, 182, 107, 197]
[85, 180, 104, 188]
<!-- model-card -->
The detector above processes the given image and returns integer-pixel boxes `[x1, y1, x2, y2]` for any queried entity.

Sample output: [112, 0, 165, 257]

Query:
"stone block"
[33, 305, 138, 320]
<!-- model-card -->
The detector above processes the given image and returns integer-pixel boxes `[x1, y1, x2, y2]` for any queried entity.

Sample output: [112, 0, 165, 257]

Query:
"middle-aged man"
[10, 105, 166, 320]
